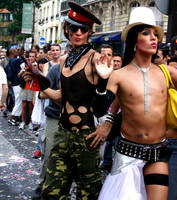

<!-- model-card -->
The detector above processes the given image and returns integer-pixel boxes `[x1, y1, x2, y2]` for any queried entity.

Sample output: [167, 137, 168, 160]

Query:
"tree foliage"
[0, 0, 43, 42]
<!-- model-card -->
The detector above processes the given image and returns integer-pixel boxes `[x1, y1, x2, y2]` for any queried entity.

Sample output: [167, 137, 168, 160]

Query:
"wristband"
[95, 89, 107, 95]
[97, 78, 108, 93]
[105, 112, 117, 124]
[37, 75, 50, 91]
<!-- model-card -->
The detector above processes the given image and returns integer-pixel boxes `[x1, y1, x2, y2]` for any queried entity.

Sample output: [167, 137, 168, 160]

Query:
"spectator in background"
[24, 50, 30, 59]
[43, 43, 51, 53]
[0, 48, 7, 68]
[38, 48, 47, 60]
[6, 48, 23, 125]
[31, 58, 48, 159]
[168, 55, 177, 67]
[153, 48, 165, 65]
[0, 65, 8, 111]
[152, 47, 170, 66]
[32, 45, 40, 55]
[32, 62, 61, 199]
[100, 44, 113, 67]
[18, 51, 37, 130]
[46, 50, 53, 62]
[43, 44, 61, 76]
[113, 53, 122, 70]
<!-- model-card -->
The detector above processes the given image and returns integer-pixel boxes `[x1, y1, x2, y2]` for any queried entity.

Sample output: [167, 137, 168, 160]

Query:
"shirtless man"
[86, 7, 177, 200]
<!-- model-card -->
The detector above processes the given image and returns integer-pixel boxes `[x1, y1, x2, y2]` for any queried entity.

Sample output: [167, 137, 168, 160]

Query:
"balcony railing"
[61, 0, 87, 12]
[95, 25, 103, 32]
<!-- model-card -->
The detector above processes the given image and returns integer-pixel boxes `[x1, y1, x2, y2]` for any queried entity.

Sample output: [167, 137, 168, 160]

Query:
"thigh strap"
[144, 174, 168, 186]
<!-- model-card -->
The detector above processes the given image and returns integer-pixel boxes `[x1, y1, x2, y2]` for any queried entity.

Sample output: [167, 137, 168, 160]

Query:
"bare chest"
[119, 69, 167, 103]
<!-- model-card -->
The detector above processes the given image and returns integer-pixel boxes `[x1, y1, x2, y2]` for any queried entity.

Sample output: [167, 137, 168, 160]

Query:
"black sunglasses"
[69, 24, 90, 33]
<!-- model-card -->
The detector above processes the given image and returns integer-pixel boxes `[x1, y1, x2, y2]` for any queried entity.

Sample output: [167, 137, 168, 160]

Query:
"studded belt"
[117, 137, 169, 162]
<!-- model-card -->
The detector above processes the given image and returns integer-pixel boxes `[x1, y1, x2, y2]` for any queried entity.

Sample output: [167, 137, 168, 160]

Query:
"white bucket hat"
[121, 7, 164, 42]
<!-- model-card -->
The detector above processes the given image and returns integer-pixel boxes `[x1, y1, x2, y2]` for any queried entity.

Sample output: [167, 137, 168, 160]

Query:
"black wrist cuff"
[97, 78, 108, 93]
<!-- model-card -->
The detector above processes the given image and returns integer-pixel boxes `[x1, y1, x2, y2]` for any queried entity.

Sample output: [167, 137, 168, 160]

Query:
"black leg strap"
[144, 174, 168, 186]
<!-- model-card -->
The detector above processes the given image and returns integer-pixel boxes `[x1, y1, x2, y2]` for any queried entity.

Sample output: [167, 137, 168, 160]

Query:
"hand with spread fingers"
[95, 54, 113, 79]
[86, 121, 113, 148]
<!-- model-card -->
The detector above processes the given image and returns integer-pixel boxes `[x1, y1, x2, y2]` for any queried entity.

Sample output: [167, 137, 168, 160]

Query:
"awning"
[101, 33, 121, 42]
[88, 35, 102, 43]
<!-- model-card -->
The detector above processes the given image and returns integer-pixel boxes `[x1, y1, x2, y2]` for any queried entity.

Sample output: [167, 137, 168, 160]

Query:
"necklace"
[131, 61, 152, 114]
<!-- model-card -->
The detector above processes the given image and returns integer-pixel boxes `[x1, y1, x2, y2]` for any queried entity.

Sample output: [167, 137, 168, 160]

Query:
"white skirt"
[98, 152, 147, 200]
[31, 91, 44, 125]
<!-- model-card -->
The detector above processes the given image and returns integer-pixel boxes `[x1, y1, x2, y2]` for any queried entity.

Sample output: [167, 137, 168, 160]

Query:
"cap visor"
[65, 16, 87, 27]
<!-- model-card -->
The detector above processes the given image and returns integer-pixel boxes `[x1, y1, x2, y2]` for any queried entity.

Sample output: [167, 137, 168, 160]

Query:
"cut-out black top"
[59, 53, 96, 130]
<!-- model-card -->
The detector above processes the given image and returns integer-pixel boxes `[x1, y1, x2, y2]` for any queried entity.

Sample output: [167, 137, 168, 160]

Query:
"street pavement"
[0, 112, 41, 200]
[0, 111, 105, 200]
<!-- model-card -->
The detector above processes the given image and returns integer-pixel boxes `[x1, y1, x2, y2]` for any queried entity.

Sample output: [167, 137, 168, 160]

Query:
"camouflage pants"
[41, 127, 102, 200]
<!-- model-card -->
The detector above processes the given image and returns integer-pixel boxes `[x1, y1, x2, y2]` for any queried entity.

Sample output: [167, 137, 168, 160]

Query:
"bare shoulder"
[111, 64, 130, 75]
[59, 54, 67, 69]
[109, 65, 129, 84]
[166, 64, 177, 75]
[166, 64, 177, 85]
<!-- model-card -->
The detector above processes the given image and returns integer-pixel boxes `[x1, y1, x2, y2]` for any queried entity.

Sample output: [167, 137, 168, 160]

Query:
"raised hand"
[95, 54, 113, 79]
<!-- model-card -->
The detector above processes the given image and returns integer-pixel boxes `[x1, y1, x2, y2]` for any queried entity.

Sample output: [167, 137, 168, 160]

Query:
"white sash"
[98, 152, 147, 200]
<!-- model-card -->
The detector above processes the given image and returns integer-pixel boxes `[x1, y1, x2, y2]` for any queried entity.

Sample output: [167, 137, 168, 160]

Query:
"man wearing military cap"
[28, 1, 113, 199]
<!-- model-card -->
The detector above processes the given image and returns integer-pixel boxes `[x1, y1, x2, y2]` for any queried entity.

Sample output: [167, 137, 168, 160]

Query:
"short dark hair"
[29, 50, 37, 57]
[32, 45, 40, 52]
[43, 43, 51, 52]
[99, 44, 113, 53]
[51, 43, 61, 50]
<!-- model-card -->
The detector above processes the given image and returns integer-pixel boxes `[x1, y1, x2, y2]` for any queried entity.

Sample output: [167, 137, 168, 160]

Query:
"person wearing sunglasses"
[22, 1, 113, 200]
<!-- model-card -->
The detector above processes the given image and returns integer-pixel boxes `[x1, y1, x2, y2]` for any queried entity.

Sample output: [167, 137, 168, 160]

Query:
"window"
[95, 8, 103, 32]
[0, 14, 3, 22]
[149, 2, 155, 7]
[110, 6, 115, 31]
[0, 13, 12, 22]
[130, 1, 140, 8]
[52, 1, 55, 16]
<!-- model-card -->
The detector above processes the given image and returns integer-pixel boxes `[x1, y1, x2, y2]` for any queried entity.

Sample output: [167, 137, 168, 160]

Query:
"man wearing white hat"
[87, 7, 177, 200]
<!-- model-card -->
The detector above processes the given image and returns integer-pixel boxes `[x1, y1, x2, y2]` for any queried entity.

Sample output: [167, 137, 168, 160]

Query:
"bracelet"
[96, 89, 107, 95]
[105, 112, 117, 124]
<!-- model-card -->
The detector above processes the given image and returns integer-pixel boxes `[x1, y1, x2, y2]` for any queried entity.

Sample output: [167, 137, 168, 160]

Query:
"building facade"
[0, 9, 13, 45]
[34, 0, 168, 52]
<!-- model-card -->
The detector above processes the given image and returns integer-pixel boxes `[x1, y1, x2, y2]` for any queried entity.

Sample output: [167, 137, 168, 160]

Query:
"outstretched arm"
[40, 88, 62, 104]
[22, 71, 62, 104]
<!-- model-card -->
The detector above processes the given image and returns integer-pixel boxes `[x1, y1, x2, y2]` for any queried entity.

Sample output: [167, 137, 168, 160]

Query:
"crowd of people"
[0, 2, 177, 200]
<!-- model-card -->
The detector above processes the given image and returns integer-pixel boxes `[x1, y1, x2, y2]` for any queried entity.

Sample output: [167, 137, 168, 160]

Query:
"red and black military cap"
[65, 1, 101, 28]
